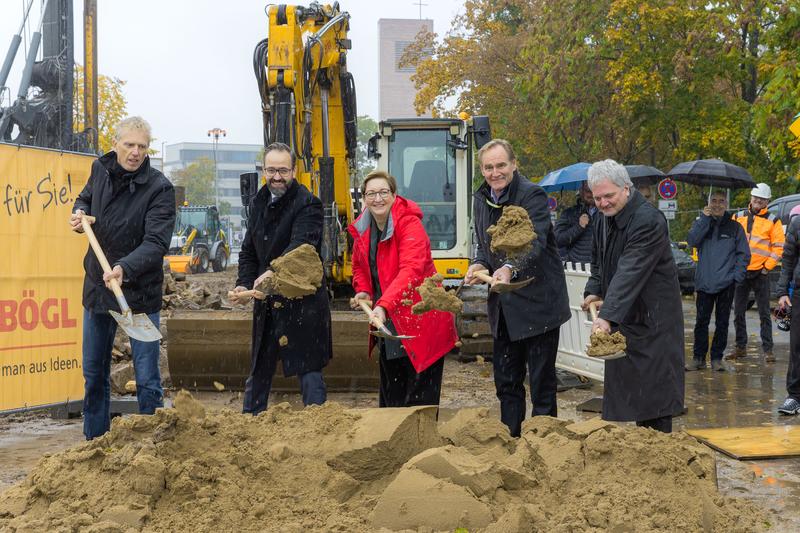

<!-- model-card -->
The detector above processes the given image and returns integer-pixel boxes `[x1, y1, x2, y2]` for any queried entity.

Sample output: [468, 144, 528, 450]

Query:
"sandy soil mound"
[0, 395, 767, 532]
[258, 244, 323, 299]
[412, 274, 463, 315]
[487, 205, 536, 257]
[587, 331, 627, 357]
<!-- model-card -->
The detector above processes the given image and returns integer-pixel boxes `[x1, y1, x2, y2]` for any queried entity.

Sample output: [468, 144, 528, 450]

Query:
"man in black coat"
[582, 159, 684, 433]
[70, 116, 176, 440]
[776, 214, 800, 415]
[230, 142, 332, 415]
[465, 139, 571, 437]
[554, 181, 597, 264]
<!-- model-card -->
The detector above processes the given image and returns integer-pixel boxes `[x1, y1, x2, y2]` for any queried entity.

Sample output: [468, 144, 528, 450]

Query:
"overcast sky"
[0, 0, 465, 154]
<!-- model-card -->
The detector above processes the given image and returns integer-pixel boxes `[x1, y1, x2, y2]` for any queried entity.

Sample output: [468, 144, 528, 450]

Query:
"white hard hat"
[751, 182, 771, 200]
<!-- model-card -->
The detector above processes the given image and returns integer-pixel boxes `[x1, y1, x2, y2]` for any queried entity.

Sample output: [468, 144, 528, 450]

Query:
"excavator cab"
[369, 116, 491, 284]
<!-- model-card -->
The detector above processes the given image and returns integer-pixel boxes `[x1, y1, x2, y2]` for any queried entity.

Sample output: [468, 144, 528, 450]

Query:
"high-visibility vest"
[733, 208, 785, 271]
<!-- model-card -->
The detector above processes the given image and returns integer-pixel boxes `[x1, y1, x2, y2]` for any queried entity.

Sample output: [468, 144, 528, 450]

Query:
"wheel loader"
[165, 205, 230, 275]
[168, 2, 493, 391]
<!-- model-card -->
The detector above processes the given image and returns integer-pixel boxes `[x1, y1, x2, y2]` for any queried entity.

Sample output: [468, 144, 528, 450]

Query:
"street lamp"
[207, 128, 226, 206]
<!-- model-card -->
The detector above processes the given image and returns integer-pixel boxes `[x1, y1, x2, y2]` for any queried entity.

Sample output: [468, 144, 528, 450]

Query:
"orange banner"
[0, 143, 94, 412]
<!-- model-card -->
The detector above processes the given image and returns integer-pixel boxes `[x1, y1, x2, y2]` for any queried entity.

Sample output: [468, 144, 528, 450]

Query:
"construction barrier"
[555, 262, 605, 382]
[0, 143, 94, 412]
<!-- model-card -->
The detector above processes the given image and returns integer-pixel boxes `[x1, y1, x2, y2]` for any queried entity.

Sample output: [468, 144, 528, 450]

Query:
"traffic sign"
[547, 196, 558, 212]
[658, 200, 677, 211]
[658, 178, 677, 200]
[662, 211, 676, 220]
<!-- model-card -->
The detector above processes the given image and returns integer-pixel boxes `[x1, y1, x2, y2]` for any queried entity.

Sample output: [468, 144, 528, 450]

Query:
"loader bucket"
[167, 309, 379, 392]
[165, 254, 193, 275]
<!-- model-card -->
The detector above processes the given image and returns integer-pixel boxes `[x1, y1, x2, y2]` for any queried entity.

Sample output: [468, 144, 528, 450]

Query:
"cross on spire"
[413, 0, 428, 19]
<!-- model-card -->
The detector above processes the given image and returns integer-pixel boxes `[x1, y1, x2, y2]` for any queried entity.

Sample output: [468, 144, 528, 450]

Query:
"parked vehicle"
[671, 242, 696, 295]
[768, 193, 800, 226]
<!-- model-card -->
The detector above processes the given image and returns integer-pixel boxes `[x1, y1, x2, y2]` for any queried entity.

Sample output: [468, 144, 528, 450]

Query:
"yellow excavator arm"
[253, 3, 358, 284]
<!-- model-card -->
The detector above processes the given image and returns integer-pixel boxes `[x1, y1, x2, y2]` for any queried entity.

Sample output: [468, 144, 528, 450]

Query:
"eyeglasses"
[265, 167, 292, 178]
[364, 189, 392, 201]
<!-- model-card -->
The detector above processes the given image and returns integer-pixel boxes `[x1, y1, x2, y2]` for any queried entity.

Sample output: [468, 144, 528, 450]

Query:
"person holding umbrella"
[730, 183, 785, 363]
[685, 190, 750, 372]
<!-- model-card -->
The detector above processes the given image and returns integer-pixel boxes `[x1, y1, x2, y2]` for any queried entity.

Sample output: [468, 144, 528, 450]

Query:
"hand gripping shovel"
[357, 300, 414, 341]
[473, 269, 533, 294]
[80, 216, 162, 342]
[587, 301, 627, 360]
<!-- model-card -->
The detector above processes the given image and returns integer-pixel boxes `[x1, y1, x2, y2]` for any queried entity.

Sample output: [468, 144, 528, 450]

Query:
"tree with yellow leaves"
[72, 65, 127, 154]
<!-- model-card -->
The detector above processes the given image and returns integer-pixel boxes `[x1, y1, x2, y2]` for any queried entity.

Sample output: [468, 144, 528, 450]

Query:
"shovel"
[227, 289, 266, 301]
[80, 215, 162, 342]
[357, 300, 414, 340]
[473, 269, 534, 294]
[587, 301, 627, 360]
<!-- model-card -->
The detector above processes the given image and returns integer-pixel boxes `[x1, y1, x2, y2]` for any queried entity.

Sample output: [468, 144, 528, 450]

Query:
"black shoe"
[685, 360, 706, 371]
[711, 360, 733, 372]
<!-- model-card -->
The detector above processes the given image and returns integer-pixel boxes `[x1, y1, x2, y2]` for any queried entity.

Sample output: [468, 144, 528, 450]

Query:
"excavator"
[168, 2, 494, 391]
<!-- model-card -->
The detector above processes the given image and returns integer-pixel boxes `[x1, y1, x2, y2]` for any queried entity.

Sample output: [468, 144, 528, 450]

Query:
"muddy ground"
[2, 284, 800, 531]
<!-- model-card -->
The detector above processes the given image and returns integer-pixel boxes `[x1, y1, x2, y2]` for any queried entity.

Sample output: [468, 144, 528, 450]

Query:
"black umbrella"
[625, 165, 665, 187]
[667, 159, 755, 189]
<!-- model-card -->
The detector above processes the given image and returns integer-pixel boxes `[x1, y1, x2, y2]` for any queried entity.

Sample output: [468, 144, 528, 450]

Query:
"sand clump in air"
[587, 330, 627, 357]
[257, 243, 322, 299]
[412, 274, 463, 315]
[487, 205, 536, 257]
[0, 393, 768, 532]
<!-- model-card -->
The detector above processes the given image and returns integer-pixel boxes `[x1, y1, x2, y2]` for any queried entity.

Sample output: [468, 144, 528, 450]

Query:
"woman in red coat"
[348, 170, 458, 407]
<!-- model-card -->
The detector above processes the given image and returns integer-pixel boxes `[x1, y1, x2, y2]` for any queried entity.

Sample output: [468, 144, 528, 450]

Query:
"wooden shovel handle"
[588, 301, 603, 320]
[80, 215, 124, 300]
[358, 300, 385, 329]
[473, 270, 494, 284]
[227, 289, 266, 301]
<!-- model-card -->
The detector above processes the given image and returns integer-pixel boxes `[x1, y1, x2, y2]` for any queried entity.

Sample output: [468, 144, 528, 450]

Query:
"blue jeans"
[243, 349, 326, 415]
[82, 308, 163, 439]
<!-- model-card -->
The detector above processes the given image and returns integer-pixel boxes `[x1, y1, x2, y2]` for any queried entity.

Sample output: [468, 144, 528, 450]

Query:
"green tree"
[72, 65, 128, 153]
[172, 157, 215, 205]
[218, 200, 232, 216]
[356, 114, 378, 180]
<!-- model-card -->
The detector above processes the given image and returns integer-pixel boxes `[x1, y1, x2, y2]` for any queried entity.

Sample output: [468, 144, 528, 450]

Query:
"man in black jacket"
[230, 142, 331, 415]
[465, 139, 570, 437]
[69, 116, 175, 440]
[554, 182, 597, 264]
[776, 215, 800, 415]
[582, 159, 684, 433]
[685, 190, 749, 372]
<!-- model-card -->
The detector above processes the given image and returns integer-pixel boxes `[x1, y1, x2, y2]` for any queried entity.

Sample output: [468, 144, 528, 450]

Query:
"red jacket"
[348, 196, 458, 372]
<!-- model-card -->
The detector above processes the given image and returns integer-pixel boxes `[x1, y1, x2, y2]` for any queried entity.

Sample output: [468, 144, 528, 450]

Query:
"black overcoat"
[236, 180, 332, 377]
[472, 172, 570, 341]
[73, 153, 175, 314]
[584, 190, 685, 421]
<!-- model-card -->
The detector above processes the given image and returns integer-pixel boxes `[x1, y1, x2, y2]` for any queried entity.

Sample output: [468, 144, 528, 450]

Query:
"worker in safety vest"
[729, 183, 784, 363]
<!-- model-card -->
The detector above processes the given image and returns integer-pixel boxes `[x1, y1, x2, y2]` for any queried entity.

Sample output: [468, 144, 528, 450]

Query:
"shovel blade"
[109, 310, 162, 342]
[369, 326, 414, 341]
[490, 277, 534, 294]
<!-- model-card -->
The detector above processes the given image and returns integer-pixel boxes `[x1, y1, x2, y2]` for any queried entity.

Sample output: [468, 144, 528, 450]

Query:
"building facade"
[163, 142, 261, 229]
[378, 18, 433, 120]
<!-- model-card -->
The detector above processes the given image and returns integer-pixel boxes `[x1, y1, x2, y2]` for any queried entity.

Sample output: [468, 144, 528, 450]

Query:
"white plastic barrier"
[555, 263, 605, 382]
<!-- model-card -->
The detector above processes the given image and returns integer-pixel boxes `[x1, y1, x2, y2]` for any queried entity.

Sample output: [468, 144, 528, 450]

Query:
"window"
[388, 129, 457, 250]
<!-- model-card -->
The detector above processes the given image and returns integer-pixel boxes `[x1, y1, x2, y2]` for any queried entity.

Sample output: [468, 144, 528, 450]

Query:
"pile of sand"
[0, 392, 767, 532]
[587, 331, 627, 357]
[258, 244, 323, 299]
[487, 205, 536, 257]
[412, 274, 463, 315]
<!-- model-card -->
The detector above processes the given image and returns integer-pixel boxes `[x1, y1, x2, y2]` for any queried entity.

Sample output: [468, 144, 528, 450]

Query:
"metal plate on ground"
[687, 425, 800, 460]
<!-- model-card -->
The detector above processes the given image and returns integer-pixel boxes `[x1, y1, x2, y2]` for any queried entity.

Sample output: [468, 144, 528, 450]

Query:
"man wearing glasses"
[230, 142, 332, 414]
[465, 139, 570, 437]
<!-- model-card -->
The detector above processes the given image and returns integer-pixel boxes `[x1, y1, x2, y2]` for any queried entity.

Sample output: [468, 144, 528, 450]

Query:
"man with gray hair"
[581, 159, 684, 433]
[69, 116, 176, 440]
